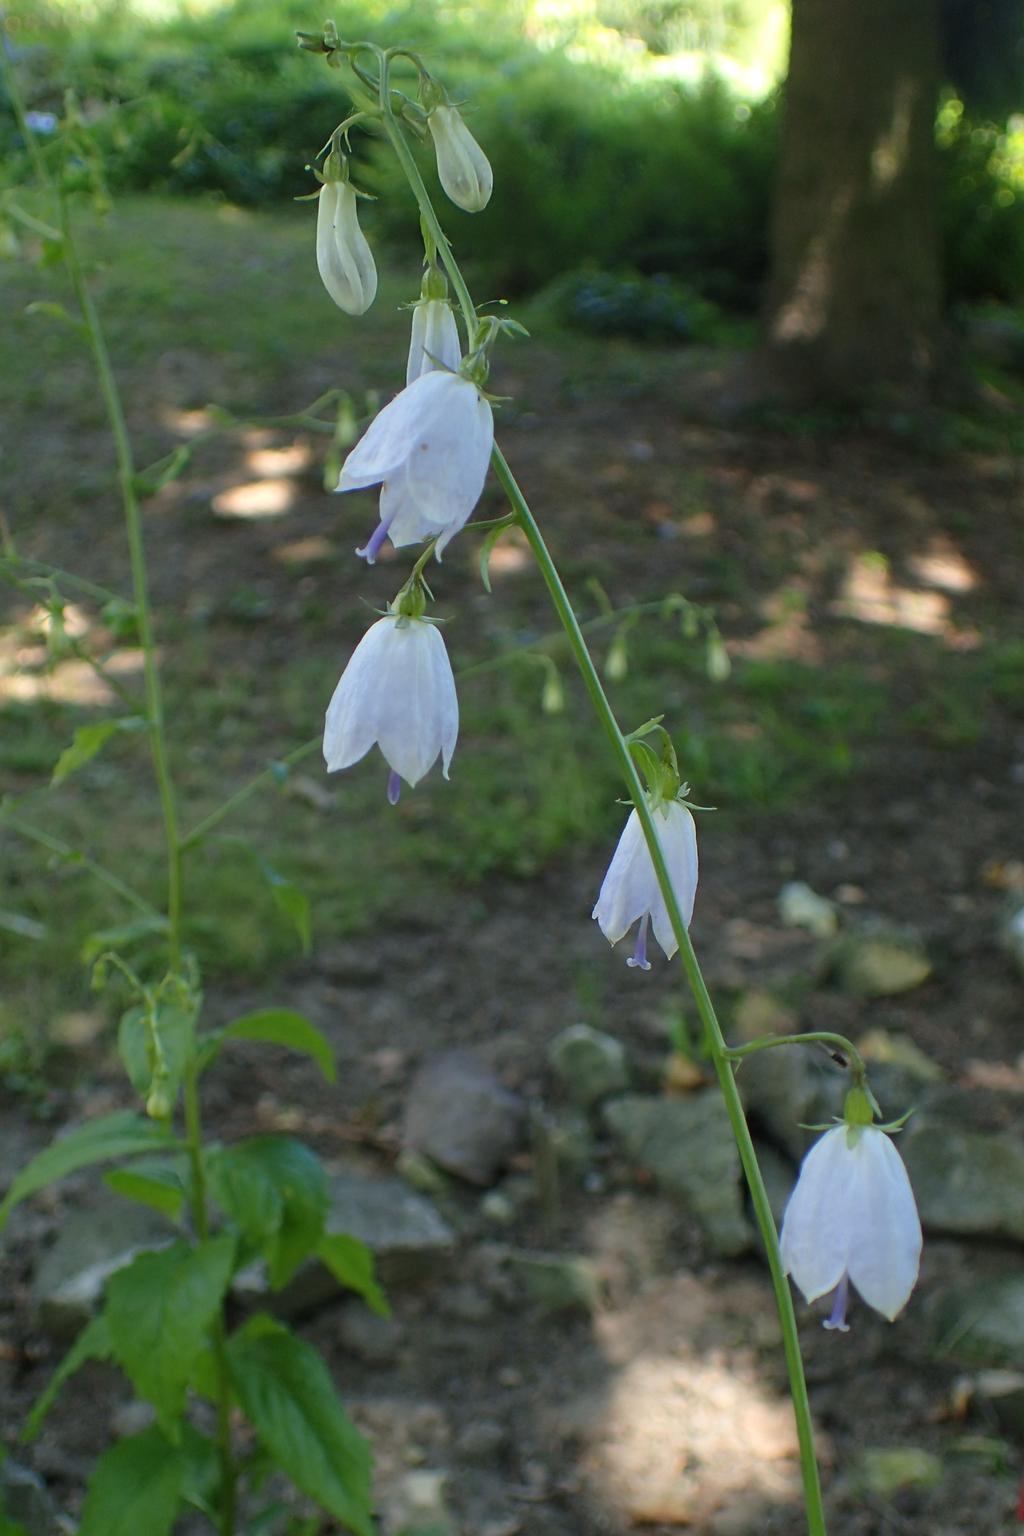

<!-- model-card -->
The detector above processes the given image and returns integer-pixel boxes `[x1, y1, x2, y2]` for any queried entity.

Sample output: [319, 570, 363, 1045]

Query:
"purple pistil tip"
[356, 518, 392, 566]
[387, 769, 402, 806]
[626, 913, 652, 971]
[823, 1273, 850, 1333]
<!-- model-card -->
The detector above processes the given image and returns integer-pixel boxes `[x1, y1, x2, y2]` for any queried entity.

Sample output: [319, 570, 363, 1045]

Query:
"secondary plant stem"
[57, 191, 185, 970]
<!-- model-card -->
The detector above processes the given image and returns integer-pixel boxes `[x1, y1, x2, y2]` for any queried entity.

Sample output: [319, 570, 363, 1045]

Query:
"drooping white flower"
[406, 297, 462, 386]
[323, 614, 458, 801]
[780, 1122, 922, 1330]
[427, 104, 493, 213]
[593, 799, 698, 970]
[336, 369, 493, 564]
[316, 180, 377, 315]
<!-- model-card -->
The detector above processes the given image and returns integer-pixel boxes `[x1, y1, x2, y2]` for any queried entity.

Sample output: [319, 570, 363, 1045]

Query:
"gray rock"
[505, 1251, 601, 1315]
[234, 1167, 455, 1313]
[455, 1418, 508, 1462]
[336, 1305, 404, 1365]
[0, 1459, 71, 1536]
[903, 1118, 1024, 1241]
[778, 881, 838, 938]
[923, 1262, 1024, 1367]
[386, 1469, 456, 1536]
[548, 1024, 628, 1110]
[603, 1093, 752, 1257]
[32, 1194, 173, 1340]
[834, 923, 932, 997]
[404, 1051, 525, 1186]
[734, 1037, 840, 1161]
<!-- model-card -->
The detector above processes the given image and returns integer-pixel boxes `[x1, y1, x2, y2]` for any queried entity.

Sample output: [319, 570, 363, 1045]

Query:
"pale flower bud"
[427, 105, 493, 213]
[316, 180, 377, 315]
[593, 799, 698, 971]
[406, 297, 462, 386]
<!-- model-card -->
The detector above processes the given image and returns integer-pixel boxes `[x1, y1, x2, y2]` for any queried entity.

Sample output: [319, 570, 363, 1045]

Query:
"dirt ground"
[1, 218, 1024, 1534]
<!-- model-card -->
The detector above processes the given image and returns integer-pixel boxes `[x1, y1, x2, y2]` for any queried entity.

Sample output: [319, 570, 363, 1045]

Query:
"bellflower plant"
[336, 366, 494, 563]
[780, 1088, 923, 1331]
[324, 579, 458, 803]
[315, 152, 377, 315]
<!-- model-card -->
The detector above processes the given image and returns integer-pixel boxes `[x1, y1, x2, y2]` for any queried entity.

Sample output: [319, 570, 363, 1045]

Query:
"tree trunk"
[763, 0, 943, 404]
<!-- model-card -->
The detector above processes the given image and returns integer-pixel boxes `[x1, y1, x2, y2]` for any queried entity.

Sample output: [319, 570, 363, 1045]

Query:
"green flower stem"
[0, 22, 52, 192]
[724, 1031, 867, 1079]
[57, 190, 184, 971]
[0, 811, 159, 919]
[179, 739, 321, 852]
[492, 444, 827, 1533]
[183, 1063, 237, 1536]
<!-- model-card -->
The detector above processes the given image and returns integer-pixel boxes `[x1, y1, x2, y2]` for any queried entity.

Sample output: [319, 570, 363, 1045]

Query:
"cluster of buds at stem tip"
[323, 575, 458, 805]
[780, 1083, 923, 1331]
[314, 147, 377, 316]
[420, 78, 493, 213]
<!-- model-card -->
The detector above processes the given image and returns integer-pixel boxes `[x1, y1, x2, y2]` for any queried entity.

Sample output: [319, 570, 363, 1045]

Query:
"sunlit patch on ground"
[540, 1274, 805, 1528]
[211, 478, 298, 520]
[832, 550, 981, 648]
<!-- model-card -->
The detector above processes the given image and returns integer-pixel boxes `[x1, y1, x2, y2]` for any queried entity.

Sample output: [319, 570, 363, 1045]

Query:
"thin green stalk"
[0, 22, 52, 191]
[183, 1064, 237, 1536]
[57, 190, 184, 969]
[492, 445, 826, 1532]
[0, 811, 160, 919]
[725, 1031, 867, 1078]
[179, 738, 321, 851]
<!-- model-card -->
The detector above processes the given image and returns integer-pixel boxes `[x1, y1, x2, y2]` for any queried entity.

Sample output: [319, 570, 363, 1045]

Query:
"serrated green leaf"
[23, 1313, 113, 1442]
[106, 1236, 236, 1431]
[77, 1426, 185, 1536]
[228, 1316, 373, 1536]
[0, 1112, 176, 1232]
[203, 1010, 335, 1083]
[316, 1234, 389, 1318]
[207, 1137, 326, 1289]
[104, 1157, 187, 1221]
[52, 716, 147, 786]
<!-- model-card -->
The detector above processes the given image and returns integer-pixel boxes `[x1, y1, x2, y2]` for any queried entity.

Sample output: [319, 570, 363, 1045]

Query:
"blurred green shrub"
[3, 0, 1023, 308]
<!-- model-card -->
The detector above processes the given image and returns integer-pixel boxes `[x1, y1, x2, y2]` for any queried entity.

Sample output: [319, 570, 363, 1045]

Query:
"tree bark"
[763, 0, 943, 404]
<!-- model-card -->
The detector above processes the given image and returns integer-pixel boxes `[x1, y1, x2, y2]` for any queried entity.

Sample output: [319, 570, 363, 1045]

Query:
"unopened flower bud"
[316, 179, 377, 315]
[427, 105, 493, 213]
[406, 296, 461, 386]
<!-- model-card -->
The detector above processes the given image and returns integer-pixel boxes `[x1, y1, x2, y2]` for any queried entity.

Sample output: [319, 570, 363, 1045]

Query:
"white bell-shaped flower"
[316, 180, 377, 315]
[337, 369, 494, 564]
[593, 799, 698, 970]
[780, 1121, 922, 1329]
[428, 104, 493, 213]
[406, 297, 462, 386]
[323, 614, 458, 801]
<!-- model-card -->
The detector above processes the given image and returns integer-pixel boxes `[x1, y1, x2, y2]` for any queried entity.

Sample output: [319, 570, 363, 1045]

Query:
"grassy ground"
[1, 194, 1022, 1076]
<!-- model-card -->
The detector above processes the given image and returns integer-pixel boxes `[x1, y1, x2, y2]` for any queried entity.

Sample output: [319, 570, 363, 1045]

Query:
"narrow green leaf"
[228, 1317, 373, 1536]
[80, 914, 168, 966]
[316, 1234, 389, 1318]
[24, 299, 82, 332]
[106, 1236, 236, 1431]
[132, 444, 192, 499]
[207, 1137, 326, 1289]
[206, 1010, 335, 1083]
[23, 1314, 113, 1443]
[104, 1158, 187, 1221]
[0, 1112, 176, 1232]
[52, 717, 147, 786]
[478, 522, 510, 594]
[0, 910, 47, 942]
[258, 861, 312, 954]
[78, 1426, 185, 1536]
